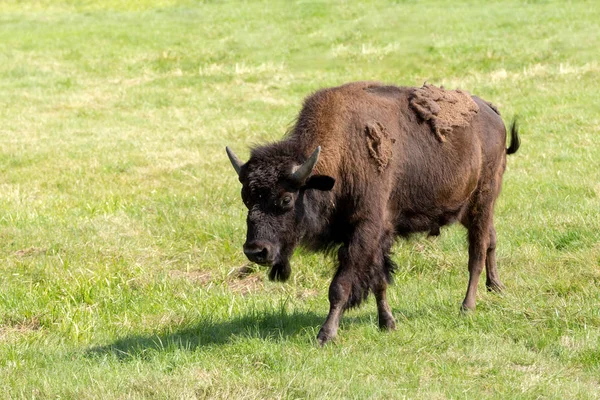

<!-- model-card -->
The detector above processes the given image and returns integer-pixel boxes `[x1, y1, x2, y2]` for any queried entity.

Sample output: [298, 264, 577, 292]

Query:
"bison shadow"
[87, 309, 343, 360]
[86, 304, 437, 360]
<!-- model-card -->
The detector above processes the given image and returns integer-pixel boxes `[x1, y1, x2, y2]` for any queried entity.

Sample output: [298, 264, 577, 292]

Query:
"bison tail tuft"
[506, 118, 521, 155]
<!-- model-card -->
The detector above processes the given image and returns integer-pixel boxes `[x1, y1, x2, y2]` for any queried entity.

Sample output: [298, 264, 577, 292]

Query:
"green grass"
[1, 0, 599, 398]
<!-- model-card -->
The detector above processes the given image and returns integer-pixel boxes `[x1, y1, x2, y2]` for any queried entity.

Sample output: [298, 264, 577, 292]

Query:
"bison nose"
[243, 242, 273, 265]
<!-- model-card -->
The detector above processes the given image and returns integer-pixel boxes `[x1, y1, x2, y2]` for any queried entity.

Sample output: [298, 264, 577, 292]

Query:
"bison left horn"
[291, 146, 321, 184]
[225, 146, 244, 176]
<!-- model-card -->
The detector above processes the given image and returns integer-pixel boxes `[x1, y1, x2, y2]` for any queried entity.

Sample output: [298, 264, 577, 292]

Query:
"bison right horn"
[225, 146, 244, 176]
[291, 146, 321, 184]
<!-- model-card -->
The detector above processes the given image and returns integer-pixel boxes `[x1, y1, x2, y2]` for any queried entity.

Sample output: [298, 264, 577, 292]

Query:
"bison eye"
[280, 194, 293, 208]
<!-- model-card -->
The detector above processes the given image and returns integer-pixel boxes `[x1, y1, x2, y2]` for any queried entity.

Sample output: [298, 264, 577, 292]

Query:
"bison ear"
[304, 175, 335, 191]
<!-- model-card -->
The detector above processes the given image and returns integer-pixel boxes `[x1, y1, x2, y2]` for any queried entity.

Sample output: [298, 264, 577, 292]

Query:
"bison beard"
[226, 81, 520, 345]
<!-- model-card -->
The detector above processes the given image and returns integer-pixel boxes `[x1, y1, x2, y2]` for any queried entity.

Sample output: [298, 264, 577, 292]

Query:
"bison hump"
[409, 84, 479, 142]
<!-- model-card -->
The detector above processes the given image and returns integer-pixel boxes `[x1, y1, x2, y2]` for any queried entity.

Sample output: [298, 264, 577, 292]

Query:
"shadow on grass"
[87, 309, 327, 360]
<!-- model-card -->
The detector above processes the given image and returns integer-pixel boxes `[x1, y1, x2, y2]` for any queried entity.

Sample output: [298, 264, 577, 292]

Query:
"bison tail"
[506, 118, 520, 155]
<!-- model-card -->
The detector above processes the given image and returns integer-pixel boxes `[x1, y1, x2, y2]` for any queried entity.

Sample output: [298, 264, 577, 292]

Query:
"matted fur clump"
[364, 121, 395, 173]
[410, 84, 479, 142]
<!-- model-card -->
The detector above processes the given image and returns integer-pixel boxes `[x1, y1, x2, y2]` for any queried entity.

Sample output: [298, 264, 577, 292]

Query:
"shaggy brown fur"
[226, 81, 520, 345]
[409, 84, 479, 142]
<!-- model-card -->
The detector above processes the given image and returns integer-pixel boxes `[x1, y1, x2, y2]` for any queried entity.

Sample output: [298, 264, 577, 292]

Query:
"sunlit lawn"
[1, 0, 599, 398]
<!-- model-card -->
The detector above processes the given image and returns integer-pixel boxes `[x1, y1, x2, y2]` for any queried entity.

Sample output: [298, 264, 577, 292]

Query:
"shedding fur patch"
[409, 84, 479, 142]
[365, 122, 395, 173]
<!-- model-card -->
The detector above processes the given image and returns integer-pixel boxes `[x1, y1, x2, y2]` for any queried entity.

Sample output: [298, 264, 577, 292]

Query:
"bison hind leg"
[460, 194, 503, 310]
[485, 225, 505, 292]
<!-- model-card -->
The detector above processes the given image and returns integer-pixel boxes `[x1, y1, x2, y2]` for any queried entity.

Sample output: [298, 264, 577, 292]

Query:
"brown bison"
[226, 82, 520, 345]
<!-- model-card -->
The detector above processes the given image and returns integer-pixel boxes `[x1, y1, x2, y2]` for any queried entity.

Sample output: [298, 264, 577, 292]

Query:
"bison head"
[226, 145, 335, 281]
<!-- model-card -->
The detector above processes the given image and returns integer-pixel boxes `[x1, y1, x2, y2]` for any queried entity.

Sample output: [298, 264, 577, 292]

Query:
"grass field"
[1, 0, 599, 398]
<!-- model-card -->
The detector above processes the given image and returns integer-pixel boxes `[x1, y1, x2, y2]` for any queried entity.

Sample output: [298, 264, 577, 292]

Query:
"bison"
[225, 82, 520, 345]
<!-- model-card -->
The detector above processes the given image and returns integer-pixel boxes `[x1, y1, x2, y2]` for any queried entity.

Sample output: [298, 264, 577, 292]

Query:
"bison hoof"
[486, 281, 505, 293]
[460, 303, 476, 313]
[379, 317, 396, 331]
[316, 328, 336, 346]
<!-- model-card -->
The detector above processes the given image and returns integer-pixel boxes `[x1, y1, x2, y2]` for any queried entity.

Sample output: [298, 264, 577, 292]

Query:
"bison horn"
[225, 146, 244, 176]
[291, 146, 321, 183]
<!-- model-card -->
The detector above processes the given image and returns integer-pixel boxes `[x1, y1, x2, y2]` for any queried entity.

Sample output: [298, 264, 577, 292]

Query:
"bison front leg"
[317, 270, 352, 346]
[317, 220, 389, 346]
[317, 247, 354, 346]
[374, 237, 397, 331]
[374, 279, 396, 331]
